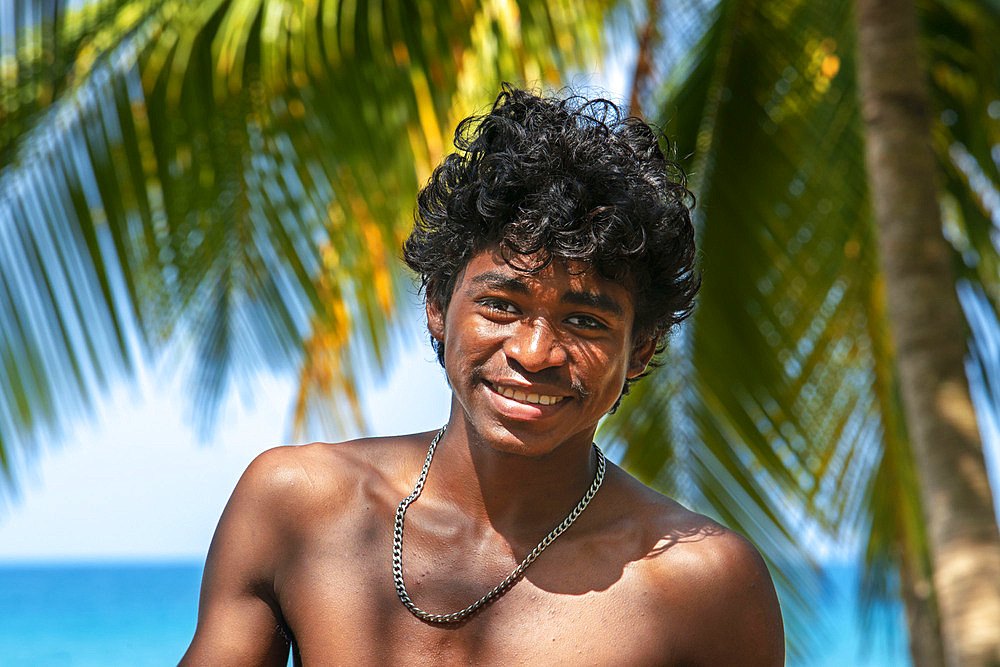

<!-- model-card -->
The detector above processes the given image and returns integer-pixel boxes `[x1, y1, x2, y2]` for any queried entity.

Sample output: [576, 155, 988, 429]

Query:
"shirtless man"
[181, 85, 784, 666]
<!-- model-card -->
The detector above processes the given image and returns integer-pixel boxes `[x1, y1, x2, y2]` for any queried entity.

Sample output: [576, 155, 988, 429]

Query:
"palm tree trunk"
[855, 0, 1000, 663]
[628, 0, 660, 119]
[899, 545, 946, 666]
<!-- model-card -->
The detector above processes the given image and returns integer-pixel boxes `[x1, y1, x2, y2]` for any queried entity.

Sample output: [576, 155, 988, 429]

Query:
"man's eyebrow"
[468, 270, 625, 317]
[561, 290, 624, 317]
[467, 271, 530, 294]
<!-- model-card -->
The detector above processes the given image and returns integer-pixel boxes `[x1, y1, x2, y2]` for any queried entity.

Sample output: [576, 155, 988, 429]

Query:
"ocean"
[0, 561, 908, 665]
[0, 562, 201, 666]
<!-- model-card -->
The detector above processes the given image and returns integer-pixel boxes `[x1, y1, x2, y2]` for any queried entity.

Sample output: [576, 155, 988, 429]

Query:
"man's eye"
[481, 299, 518, 314]
[566, 315, 606, 330]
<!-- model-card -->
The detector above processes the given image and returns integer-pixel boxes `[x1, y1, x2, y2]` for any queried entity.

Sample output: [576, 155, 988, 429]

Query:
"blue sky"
[0, 294, 451, 562]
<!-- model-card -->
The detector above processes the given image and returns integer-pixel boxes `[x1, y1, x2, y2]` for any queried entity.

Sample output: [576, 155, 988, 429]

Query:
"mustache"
[471, 365, 589, 398]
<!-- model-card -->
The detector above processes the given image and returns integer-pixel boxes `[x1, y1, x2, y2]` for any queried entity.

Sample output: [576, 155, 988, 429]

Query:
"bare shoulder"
[182, 432, 435, 665]
[606, 471, 785, 665]
[198, 434, 417, 580]
[234, 431, 434, 522]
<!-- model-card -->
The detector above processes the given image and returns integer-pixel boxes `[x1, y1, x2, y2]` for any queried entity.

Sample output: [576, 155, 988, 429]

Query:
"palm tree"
[608, 0, 1000, 663]
[0, 0, 610, 466]
[855, 0, 1000, 662]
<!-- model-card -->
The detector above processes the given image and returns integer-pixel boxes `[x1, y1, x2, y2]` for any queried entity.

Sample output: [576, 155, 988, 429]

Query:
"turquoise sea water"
[0, 561, 908, 665]
[0, 562, 201, 666]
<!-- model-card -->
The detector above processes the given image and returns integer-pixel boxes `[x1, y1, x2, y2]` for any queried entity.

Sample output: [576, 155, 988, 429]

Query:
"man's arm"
[180, 447, 299, 666]
[680, 529, 785, 666]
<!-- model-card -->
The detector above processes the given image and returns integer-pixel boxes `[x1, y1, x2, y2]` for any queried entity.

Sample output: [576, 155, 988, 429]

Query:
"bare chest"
[274, 514, 680, 665]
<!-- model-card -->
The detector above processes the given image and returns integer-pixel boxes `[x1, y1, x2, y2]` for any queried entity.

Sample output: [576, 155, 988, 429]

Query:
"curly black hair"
[403, 84, 699, 399]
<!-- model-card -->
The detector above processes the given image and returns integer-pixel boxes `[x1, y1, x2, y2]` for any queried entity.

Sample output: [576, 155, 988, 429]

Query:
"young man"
[181, 85, 784, 665]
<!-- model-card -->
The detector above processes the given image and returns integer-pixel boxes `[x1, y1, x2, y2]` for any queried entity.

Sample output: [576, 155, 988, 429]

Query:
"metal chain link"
[392, 425, 606, 623]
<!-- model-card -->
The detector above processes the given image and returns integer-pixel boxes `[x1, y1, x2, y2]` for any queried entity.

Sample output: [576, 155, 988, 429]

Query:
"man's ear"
[426, 298, 445, 343]
[627, 335, 659, 379]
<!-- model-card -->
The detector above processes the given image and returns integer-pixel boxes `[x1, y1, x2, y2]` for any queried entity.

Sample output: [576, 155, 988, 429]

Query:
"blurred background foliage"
[2, 0, 1000, 662]
[0, 0, 608, 448]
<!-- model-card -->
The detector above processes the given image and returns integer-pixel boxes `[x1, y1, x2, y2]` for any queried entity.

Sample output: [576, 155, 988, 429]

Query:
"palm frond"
[0, 0, 613, 481]
[603, 0, 907, 659]
[606, 0, 1000, 663]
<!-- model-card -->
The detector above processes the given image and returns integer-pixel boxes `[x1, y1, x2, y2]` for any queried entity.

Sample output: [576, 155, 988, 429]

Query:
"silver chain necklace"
[392, 426, 606, 624]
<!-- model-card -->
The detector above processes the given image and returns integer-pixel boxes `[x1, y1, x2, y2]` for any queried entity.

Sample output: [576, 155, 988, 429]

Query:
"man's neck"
[420, 410, 602, 544]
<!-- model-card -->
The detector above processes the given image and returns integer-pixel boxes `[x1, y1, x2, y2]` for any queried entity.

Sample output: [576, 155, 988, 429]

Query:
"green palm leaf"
[604, 0, 1000, 661]
[0, 0, 611, 480]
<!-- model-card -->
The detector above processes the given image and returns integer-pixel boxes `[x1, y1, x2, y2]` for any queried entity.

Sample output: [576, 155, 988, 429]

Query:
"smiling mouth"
[487, 381, 567, 406]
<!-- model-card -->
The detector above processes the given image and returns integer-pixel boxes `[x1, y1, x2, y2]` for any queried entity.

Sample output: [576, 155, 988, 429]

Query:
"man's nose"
[504, 319, 568, 372]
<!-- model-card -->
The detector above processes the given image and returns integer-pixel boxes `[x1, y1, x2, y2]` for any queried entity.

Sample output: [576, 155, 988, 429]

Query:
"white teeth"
[494, 384, 563, 405]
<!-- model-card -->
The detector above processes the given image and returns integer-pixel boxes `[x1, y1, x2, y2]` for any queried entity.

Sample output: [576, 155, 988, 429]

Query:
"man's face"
[427, 249, 655, 457]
